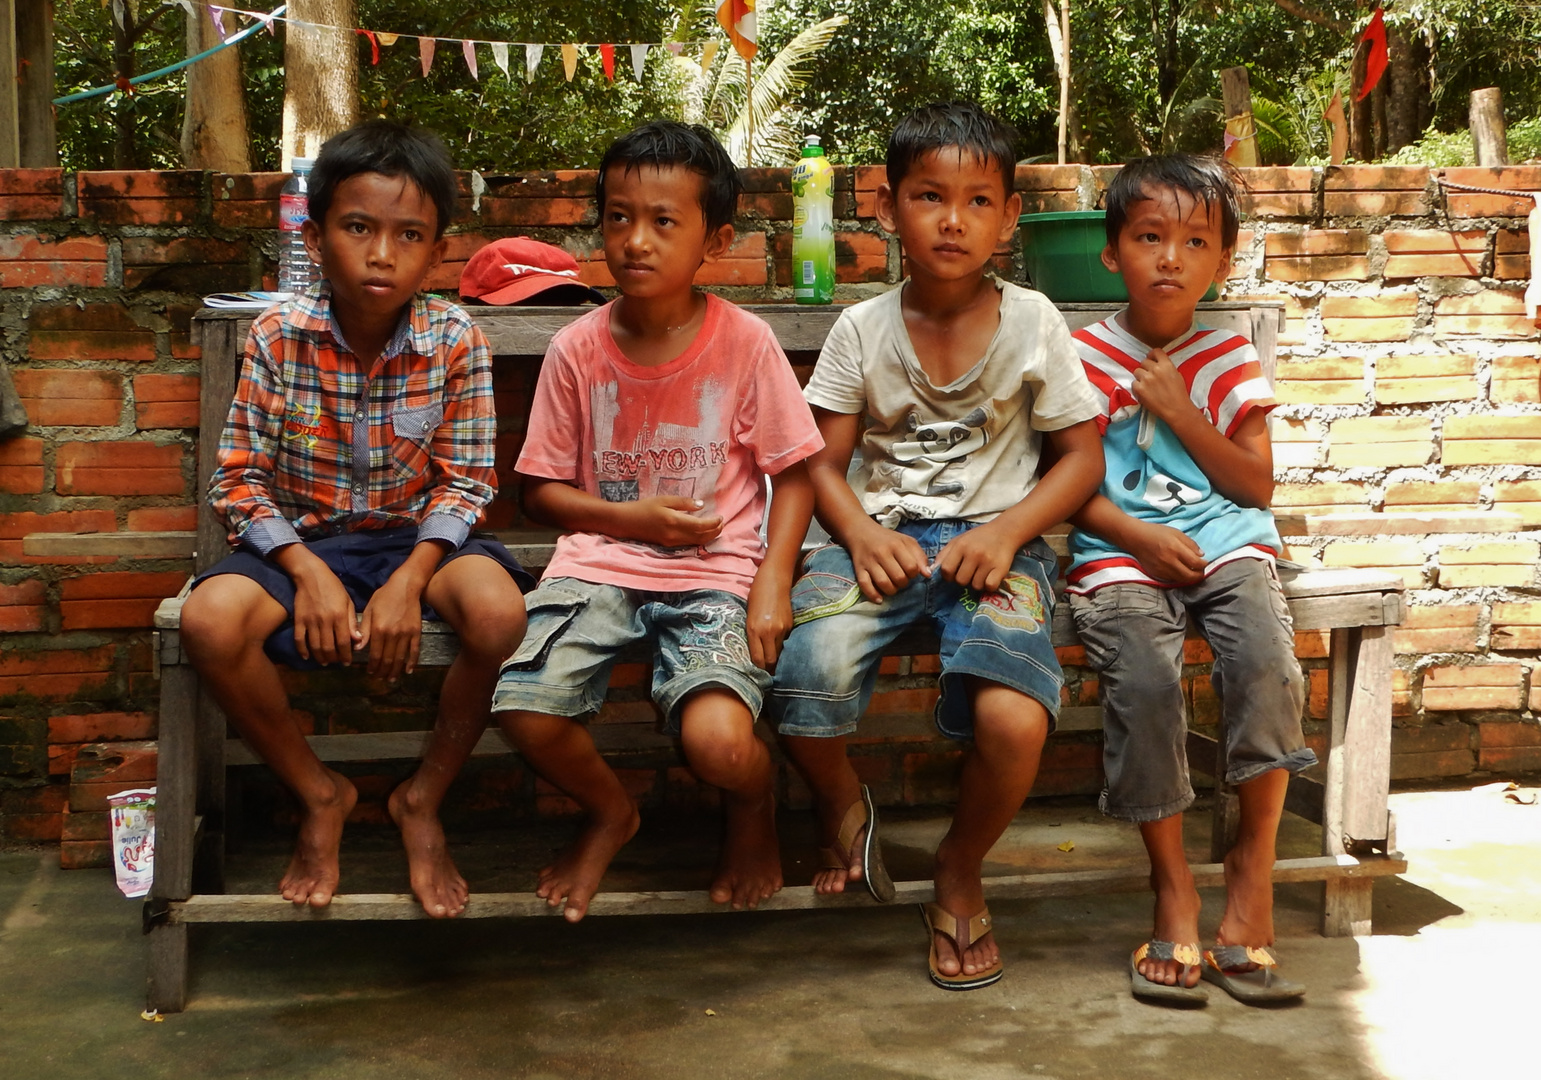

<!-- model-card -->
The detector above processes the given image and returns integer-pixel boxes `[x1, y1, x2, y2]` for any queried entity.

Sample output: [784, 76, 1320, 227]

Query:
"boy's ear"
[701, 222, 735, 264]
[302, 217, 324, 266]
[1212, 245, 1234, 286]
[1099, 242, 1121, 275]
[874, 182, 898, 234]
[997, 190, 1024, 245]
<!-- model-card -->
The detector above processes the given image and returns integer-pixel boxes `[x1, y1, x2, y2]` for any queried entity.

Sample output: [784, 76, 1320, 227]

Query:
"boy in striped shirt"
[1066, 155, 1314, 1005]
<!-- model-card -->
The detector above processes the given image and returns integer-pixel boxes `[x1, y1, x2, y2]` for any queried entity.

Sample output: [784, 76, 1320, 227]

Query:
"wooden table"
[141, 301, 1404, 1012]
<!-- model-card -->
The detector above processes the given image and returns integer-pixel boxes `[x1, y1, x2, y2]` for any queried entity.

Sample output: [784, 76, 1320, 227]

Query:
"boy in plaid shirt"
[182, 121, 531, 918]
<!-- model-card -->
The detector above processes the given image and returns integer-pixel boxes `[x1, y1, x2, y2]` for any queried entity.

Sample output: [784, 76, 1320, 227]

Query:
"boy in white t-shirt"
[771, 103, 1105, 990]
[492, 122, 823, 921]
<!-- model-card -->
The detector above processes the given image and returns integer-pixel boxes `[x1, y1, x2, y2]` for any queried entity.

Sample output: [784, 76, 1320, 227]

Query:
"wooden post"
[1324, 91, 1348, 166]
[16, 0, 56, 167]
[1471, 88, 1509, 167]
[1057, 0, 1070, 166]
[0, 0, 21, 168]
[1220, 66, 1258, 168]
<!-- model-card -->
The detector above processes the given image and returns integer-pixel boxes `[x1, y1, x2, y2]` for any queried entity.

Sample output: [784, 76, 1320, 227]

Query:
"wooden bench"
[141, 302, 1406, 1012]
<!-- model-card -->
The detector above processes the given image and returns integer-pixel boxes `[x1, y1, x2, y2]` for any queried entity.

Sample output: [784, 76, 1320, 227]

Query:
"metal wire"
[1433, 176, 1538, 201]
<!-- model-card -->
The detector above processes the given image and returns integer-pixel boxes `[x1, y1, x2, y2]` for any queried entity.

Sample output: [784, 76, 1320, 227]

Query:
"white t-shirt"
[803, 278, 1101, 527]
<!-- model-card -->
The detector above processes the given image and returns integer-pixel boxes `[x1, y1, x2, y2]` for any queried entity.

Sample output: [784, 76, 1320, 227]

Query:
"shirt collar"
[286, 280, 432, 362]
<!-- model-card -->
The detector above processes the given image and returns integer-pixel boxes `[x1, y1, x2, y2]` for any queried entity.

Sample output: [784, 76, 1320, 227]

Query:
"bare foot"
[388, 779, 468, 919]
[931, 856, 998, 979]
[537, 801, 640, 923]
[1139, 870, 1203, 988]
[1215, 843, 1277, 970]
[710, 794, 783, 909]
[279, 769, 357, 908]
[811, 797, 866, 895]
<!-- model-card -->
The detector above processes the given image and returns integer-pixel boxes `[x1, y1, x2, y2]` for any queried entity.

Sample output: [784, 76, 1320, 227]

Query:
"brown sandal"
[817, 784, 894, 903]
[920, 902, 1003, 990]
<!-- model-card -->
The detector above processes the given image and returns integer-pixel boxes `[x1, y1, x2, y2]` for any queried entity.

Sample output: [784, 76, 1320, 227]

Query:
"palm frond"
[722, 15, 849, 165]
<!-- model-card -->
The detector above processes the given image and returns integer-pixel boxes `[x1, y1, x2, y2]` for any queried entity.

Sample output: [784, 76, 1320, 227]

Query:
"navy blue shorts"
[192, 527, 535, 670]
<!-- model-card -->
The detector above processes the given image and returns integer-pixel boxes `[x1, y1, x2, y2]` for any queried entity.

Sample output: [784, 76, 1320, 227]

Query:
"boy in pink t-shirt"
[492, 122, 823, 920]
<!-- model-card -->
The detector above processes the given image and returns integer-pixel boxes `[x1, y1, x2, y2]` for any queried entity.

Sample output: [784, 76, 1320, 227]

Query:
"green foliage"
[1386, 116, 1541, 168]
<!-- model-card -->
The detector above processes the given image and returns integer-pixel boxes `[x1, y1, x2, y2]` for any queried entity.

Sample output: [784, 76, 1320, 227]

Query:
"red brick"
[0, 579, 47, 632]
[1478, 745, 1541, 773]
[55, 441, 185, 496]
[0, 438, 44, 493]
[61, 808, 109, 842]
[59, 840, 112, 868]
[126, 505, 196, 532]
[119, 235, 247, 266]
[78, 170, 204, 225]
[1266, 255, 1369, 281]
[1265, 230, 1368, 257]
[70, 740, 157, 784]
[480, 197, 590, 227]
[1440, 167, 1541, 216]
[0, 234, 109, 286]
[49, 711, 156, 744]
[132, 373, 200, 429]
[10, 368, 123, 426]
[28, 324, 156, 362]
[0, 644, 118, 700]
[2, 813, 63, 842]
[59, 570, 188, 602]
[0, 168, 65, 219]
[1384, 254, 1483, 279]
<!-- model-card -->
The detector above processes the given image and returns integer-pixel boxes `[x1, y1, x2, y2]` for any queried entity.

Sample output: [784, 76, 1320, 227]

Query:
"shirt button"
[354, 411, 364, 421]
[421, 420, 431, 432]
[352, 484, 364, 494]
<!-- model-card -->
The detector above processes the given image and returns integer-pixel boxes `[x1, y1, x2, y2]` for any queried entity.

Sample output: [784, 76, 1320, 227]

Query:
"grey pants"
[1068, 558, 1316, 823]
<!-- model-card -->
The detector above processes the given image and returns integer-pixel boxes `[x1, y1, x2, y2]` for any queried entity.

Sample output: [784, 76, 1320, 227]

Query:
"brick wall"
[4, 162, 1541, 856]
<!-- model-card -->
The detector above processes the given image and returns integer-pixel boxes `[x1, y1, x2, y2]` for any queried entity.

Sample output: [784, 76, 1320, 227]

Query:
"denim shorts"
[191, 526, 534, 671]
[770, 519, 1063, 742]
[490, 577, 771, 735]
[1068, 558, 1316, 823]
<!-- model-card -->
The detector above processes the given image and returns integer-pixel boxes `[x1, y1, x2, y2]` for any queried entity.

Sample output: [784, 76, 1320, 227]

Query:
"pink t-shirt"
[517, 294, 824, 598]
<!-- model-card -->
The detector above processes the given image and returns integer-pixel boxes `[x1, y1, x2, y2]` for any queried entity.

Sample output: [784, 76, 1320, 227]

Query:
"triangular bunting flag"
[376, 32, 399, 46]
[357, 29, 380, 66]
[525, 43, 543, 83]
[630, 44, 649, 82]
[700, 40, 719, 74]
[1356, 8, 1389, 102]
[419, 36, 436, 77]
[208, 6, 230, 42]
[716, 0, 758, 62]
[462, 39, 479, 80]
[562, 43, 579, 81]
[666, 43, 684, 55]
[491, 41, 510, 77]
[599, 44, 616, 81]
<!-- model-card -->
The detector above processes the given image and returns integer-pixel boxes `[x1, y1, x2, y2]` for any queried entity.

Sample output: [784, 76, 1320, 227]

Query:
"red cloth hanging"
[1356, 8, 1389, 102]
[599, 43, 616, 81]
[357, 29, 380, 67]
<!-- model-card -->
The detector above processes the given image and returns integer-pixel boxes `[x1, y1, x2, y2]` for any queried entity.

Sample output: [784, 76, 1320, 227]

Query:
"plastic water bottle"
[278, 156, 319, 295]
[791, 136, 835, 304]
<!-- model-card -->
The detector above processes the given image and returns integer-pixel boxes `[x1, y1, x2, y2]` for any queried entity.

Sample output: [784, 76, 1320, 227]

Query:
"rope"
[1433, 176, 1538, 201]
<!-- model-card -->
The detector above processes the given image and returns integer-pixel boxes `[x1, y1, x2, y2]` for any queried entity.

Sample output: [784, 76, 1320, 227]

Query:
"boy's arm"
[746, 460, 813, 670]
[1132, 347, 1274, 509]
[807, 407, 931, 603]
[935, 419, 1105, 591]
[522, 476, 725, 547]
[1069, 493, 1207, 586]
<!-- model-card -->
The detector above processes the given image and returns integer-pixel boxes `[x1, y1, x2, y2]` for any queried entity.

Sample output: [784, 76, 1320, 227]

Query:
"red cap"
[459, 237, 607, 306]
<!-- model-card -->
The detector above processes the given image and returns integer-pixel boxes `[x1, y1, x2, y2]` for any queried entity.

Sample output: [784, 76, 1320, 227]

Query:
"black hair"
[886, 101, 1018, 196]
[1104, 154, 1244, 249]
[595, 120, 742, 233]
[307, 119, 457, 239]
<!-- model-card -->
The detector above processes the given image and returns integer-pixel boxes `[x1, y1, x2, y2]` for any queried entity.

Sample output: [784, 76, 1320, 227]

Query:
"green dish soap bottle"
[791, 135, 835, 304]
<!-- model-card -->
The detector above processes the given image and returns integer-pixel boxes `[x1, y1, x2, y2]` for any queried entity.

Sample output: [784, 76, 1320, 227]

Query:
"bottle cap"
[291, 156, 316, 173]
[803, 136, 821, 147]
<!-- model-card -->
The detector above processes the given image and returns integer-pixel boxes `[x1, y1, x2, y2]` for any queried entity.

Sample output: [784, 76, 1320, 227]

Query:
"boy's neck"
[1116, 303, 1193, 351]
[331, 295, 409, 366]
[608, 289, 707, 367]
[901, 269, 998, 323]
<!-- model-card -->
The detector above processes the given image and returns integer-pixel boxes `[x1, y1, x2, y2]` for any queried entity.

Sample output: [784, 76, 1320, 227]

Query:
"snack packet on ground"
[107, 787, 156, 899]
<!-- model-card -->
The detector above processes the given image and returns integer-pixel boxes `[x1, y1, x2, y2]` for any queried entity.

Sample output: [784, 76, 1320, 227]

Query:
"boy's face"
[876, 149, 1021, 284]
[302, 172, 445, 322]
[600, 164, 732, 302]
[1101, 184, 1232, 317]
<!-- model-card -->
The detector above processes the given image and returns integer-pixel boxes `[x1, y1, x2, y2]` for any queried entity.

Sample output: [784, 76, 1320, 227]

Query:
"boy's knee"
[458, 601, 527, 663]
[180, 579, 276, 660]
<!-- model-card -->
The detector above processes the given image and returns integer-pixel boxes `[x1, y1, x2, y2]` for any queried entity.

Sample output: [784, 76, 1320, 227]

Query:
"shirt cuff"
[240, 516, 303, 556]
[417, 513, 471, 550]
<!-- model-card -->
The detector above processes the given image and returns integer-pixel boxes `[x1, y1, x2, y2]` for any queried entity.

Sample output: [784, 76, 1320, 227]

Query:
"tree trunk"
[112, 4, 137, 168]
[1220, 66, 1258, 167]
[181, 6, 250, 170]
[282, 0, 358, 167]
[16, 0, 57, 167]
[1384, 25, 1426, 154]
[1471, 88, 1509, 166]
[0, 0, 19, 168]
[1349, 41, 1372, 162]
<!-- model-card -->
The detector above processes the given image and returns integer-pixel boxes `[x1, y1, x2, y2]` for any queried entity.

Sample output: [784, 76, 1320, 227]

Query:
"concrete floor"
[1, 783, 1537, 1080]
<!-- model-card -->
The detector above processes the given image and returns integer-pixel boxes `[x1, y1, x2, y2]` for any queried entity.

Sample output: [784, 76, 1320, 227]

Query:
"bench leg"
[1322, 878, 1373, 937]
[146, 924, 188, 1013]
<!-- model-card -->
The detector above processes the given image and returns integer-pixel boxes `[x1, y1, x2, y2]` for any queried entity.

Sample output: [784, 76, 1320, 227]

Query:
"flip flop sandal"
[817, 784, 895, 903]
[1129, 940, 1209, 1005]
[1200, 944, 1306, 1004]
[919, 902, 1003, 991]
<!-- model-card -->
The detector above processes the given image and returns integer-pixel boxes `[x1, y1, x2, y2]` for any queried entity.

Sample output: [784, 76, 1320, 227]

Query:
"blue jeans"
[771, 520, 1063, 741]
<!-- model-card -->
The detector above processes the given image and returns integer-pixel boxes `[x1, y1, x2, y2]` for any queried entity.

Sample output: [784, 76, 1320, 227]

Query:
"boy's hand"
[1126, 521, 1207, 585]
[1130, 347, 1199, 427]
[358, 574, 424, 682]
[746, 564, 794, 671]
[287, 557, 361, 666]
[846, 520, 930, 603]
[936, 520, 1018, 593]
[623, 496, 725, 548]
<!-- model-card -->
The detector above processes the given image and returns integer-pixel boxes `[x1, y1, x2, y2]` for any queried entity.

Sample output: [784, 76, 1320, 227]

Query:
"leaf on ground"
[1056, 840, 1075, 853]
[704, 1008, 717, 1016]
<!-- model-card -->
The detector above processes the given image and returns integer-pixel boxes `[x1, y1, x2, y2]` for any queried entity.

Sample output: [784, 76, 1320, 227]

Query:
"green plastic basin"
[1018, 211, 1127, 303]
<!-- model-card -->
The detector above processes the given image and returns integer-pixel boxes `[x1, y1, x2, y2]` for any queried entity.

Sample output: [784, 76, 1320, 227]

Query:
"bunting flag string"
[189, 2, 720, 87]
